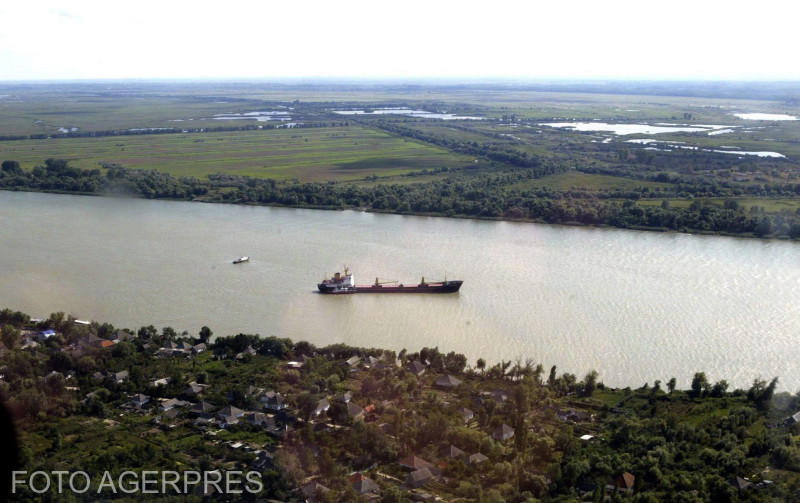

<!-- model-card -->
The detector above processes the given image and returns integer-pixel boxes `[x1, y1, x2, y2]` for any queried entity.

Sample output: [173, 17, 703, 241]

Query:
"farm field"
[0, 126, 471, 181]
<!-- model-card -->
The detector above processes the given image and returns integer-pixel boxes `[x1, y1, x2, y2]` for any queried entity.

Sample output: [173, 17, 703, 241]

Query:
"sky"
[1, 0, 799, 81]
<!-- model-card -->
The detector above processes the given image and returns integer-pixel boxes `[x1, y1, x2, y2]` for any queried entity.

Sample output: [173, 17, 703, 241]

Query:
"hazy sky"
[1, 0, 799, 81]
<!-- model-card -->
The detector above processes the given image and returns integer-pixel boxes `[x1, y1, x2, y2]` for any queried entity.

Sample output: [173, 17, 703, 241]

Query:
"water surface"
[1, 191, 799, 389]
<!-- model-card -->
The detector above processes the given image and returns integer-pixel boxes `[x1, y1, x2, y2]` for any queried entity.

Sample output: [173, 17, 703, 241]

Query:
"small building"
[347, 402, 365, 421]
[493, 423, 515, 442]
[159, 398, 188, 412]
[345, 355, 361, 368]
[349, 473, 380, 496]
[112, 370, 129, 383]
[439, 444, 467, 460]
[38, 330, 57, 341]
[184, 383, 206, 398]
[129, 393, 150, 409]
[313, 398, 330, 418]
[336, 391, 353, 403]
[728, 477, 752, 493]
[190, 401, 217, 416]
[217, 405, 245, 420]
[398, 455, 437, 473]
[192, 343, 207, 354]
[615, 472, 635, 492]
[261, 391, 286, 411]
[150, 377, 170, 387]
[468, 452, 489, 465]
[406, 468, 434, 488]
[580, 434, 595, 441]
[406, 360, 426, 377]
[434, 374, 463, 389]
[458, 407, 475, 424]
[301, 481, 331, 503]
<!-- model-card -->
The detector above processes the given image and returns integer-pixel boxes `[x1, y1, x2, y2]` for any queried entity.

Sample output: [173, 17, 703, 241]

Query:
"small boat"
[233, 256, 249, 264]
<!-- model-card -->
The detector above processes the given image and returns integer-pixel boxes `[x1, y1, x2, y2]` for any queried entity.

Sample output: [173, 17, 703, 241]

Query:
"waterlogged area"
[2, 191, 800, 389]
[540, 122, 734, 135]
[333, 108, 483, 120]
[734, 113, 798, 121]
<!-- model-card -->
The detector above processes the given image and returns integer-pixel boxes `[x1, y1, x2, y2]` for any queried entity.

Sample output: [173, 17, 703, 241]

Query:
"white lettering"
[118, 471, 139, 494]
[183, 470, 201, 493]
[29, 471, 50, 494]
[141, 471, 157, 494]
[161, 471, 180, 494]
[12, 471, 26, 493]
[204, 470, 223, 494]
[97, 471, 117, 494]
[70, 471, 91, 493]
[225, 471, 242, 494]
[245, 471, 263, 494]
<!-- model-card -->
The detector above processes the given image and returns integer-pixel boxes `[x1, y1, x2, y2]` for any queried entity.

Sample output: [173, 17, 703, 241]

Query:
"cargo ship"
[317, 267, 462, 294]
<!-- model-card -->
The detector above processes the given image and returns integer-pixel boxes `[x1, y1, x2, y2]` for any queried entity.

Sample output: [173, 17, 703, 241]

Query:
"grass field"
[0, 126, 471, 181]
[512, 170, 674, 191]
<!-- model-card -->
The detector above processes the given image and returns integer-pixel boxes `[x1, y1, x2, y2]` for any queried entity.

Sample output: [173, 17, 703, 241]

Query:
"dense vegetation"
[3, 157, 800, 239]
[3, 308, 800, 501]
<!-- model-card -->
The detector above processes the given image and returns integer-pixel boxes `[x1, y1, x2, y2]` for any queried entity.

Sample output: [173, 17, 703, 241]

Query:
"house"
[91, 371, 105, 382]
[398, 455, 437, 473]
[301, 481, 331, 503]
[349, 473, 380, 496]
[190, 401, 217, 416]
[247, 412, 276, 428]
[580, 434, 595, 441]
[439, 444, 466, 460]
[219, 415, 240, 428]
[37, 330, 57, 341]
[286, 361, 304, 369]
[347, 402, 364, 421]
[405, 468, 435, 488]
[159, 398, 188, 412]
[434, 374, 463, 389]
[783, 411, 800, 426]
[615, 472, 635, 492]
[183, 383, 206, 398]
[150, 377, 170, 387]
[491, 389, 509, 402]
[192, 343, 206, 354]
[365, 355, 380, 368]
[235, 345, 257, 360]
[493, 423, 515, 441]
[217, 405, 246, 420]
[128, 394, 150, 409]
[313, 398, 330, 418]
[468, 453, 488, 464]
[406, 360, 426, 377]
[252, 451, 274, 471]
[336, 391, 352, 403]
[111, 331, 134, 344]
[112, 370, 129, 383]
[246, 385, 264, 397]
[345, 355, 361, 368]
[458, 407, 474, 424]
[261, 391, 286, 411]
[728, 477, 752, 492]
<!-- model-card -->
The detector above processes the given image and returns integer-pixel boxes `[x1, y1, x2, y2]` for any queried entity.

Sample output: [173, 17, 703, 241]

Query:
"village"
[2, 310, 799, 502]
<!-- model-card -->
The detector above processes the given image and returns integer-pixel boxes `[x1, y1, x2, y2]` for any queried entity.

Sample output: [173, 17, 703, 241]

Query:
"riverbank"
[2, 308, 798, 501]
[2, 161, 799, 243]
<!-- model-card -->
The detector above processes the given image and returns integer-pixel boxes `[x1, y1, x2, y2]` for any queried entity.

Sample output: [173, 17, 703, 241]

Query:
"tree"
[583, 370, 599, 397]
[199, 326, 213, 344]
[548, 365, 557, 386]
[667, 377, 677, 394]
[1, 324, 20, 349]
[1, 160, 22, 175]
[690, 372, 708, 398]
[476, 358, 486, 373]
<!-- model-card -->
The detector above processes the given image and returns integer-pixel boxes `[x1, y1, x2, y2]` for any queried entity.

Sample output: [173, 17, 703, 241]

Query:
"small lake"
[1, 191, 800, 389]
[541, 122, 733, 135]
[734, 113, 798, 121]
[333, 108, 483, 120]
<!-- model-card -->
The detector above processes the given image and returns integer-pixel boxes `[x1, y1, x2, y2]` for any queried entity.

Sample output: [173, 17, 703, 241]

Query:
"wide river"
[2, 191, 799, 389]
